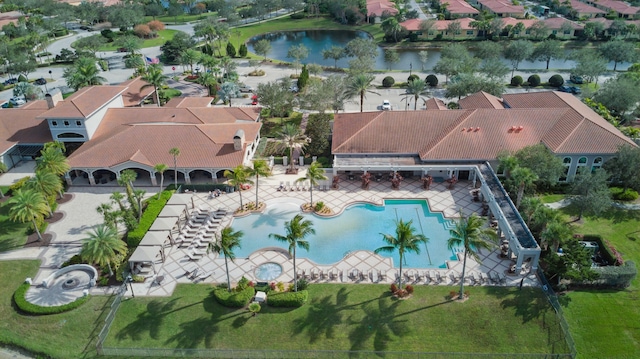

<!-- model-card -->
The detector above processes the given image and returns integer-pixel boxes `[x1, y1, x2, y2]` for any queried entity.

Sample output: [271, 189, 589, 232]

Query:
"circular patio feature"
[255, 262, 283, 281]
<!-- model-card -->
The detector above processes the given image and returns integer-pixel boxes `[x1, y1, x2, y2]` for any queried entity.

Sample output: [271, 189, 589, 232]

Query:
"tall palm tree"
[274, 124, 310, 173]
[269, 214, 315, 292]
[63, 57, 107, 91]
[375, 219, 428, 290]
[80, 224, 127, 276]
[140, 64, 167, 107]
[196, 72, 217, 96]
[180, 49, 200, 73]
[510, 166, 538, 209]
[497, 153, 519, 179]
[224, 165, 253, 210]
[26, 171, 62, 216]
[154, 163, 169, 199]
[169, 147, 180, 189]
[118, 169, 138, 219]
[249, 159, 271, 207]
[447, 211, 498, 300]
[8, 189, 50, 242]
[133, 189, 146, 222]
[405, 78, 429, 110]
[36, 147, 70, 178]
[348, 73, 379, 112]
[208, 226, 243, 292]
[296, 161, 327, 208]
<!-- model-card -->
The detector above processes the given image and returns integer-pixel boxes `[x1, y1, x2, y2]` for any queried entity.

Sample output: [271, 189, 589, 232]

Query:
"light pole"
[409, 62, 412, 77]
[126, 275, 135, 297]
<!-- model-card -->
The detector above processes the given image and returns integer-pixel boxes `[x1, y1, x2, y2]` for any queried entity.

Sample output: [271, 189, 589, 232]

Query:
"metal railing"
[537, 269, 578, 358]
[96, 282, 128, 354]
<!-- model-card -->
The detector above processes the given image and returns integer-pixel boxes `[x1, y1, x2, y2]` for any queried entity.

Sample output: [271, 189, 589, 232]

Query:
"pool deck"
[126, 165, 539, 297]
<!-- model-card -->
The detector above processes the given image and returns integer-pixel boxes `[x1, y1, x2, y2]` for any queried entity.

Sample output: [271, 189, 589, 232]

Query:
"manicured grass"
[106, 284, 569, 355]
[558, 206, 640, 358]
[0, 200, 29, 252]
[261, 112, 303, 138]
[0, 260, 110, 358]
[539, 194, 566, 204]
[144, 12, 217, 25]
[98, 29, 181, 51]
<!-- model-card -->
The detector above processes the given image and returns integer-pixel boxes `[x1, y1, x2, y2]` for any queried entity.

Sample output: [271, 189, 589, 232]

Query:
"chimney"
[45, 92, 62, 109]
[233, 129, 245, 151]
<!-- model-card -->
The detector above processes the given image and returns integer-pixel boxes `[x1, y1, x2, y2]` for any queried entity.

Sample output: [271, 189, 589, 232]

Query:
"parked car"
[9, 97, 25, 106]
[251, 94, 258, 105]
[1, 101, 9, 108]
[3, 78, 18, 85]
[570, 75, 584, 84]
[569, 86, 581, 95]
[34, 78, 46, 85]
[558, 86, 572, 93]
[239, 84, 254, 93]
[289, 85, 299, 93]
[382, 100, 392, 110]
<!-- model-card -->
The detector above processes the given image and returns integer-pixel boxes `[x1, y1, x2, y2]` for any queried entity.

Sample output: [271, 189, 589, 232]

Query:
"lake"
[247, 30, 631, 71]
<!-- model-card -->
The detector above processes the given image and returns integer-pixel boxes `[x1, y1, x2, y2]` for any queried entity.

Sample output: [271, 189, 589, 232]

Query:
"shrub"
[124, 56, 144, 69]
[61, 254, 84, 267]
[314, 201, 325, 212]
[9, 176, 31, 194]
[14, 283, 89, 315]
[212, 286, 255, 308]
[382, 76, 395, 88]
[449, 290, 458, 299]
[276, 281, 285, 292]
[511, 75, 524, 86]
[591, 261, 636, 288]
[238, 44, 248, 57]
[296, 278, 309, 291]
[18, 74, 27, 83]
[405, 284, 414, 294]
[549, 74, 564, 87]
[99, 60, 108, 71]
[226, 42, 236, 57]
[290, 12, 305, 19]
[390, 283, 398, 293]
[126, 190, 173, 246]
[528, 74, 541, 87]
[425, 74, 438, 87]
[407, 74, 420, 83]
[610, 187, 639, 201]
[101, 29, 116, 41]
[236, 276, 250, 292]
[147, 20, 165, 31]
[134, 24, 152, 38]
[268, 290, 308, 307]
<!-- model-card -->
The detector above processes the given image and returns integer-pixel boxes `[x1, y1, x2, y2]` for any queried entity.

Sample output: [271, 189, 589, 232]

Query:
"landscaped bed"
[105, 284, 569, 356]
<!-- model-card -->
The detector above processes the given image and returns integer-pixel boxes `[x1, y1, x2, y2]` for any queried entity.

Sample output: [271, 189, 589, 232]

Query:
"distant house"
[401, 18, 478, 39]
[366, 0, 398, 23]
[0, 11, 24, 28]
[566, 0, 606, 19]
[437, 0, 479, 18]
[581, 0, 640, 19]
[471, 0, 525, 18]
[543, 17, 585, 38]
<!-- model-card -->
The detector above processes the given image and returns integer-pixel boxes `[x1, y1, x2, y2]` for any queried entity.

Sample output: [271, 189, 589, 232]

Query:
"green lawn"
[559, 206, 640, 358]
[98, 29, 182, 51]
[106, 284, 569, 356]
[539, 194, 566, 204]
[0, 260, 110, 358]
[0, 200, 29, 252]
[144, 12, 217, 25]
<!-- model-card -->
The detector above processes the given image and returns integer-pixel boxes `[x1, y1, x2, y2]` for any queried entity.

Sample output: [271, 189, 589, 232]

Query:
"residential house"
[401, 17, 478, 39]
[581, 0, 640, 19]
[472, 0, 525, 18]
[438, 0, 479, 18]
[566, 0, 606, 19]
[0, 11, 23, 28]
[366, 0, 398, 23]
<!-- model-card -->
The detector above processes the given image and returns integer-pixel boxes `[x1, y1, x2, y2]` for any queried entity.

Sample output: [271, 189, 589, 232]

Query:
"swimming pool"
[231, 199, 459, 268]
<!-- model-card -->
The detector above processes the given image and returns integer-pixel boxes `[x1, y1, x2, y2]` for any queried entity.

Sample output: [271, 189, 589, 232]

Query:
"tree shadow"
[346, 294, 408, 353]
[597, 206, 640, 224]
[165, 317, 218, 349]
[497, 287, 553, 324]
[232, 313, 251, 328]
[115, 298, 180, 341]
[292, 287, 350, 344]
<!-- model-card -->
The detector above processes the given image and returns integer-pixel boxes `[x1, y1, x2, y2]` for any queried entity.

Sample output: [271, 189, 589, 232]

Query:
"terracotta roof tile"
[568, 0, 605, 14]
[0, 109, 52, 153]
[424, 98, 447, 110]
[38, 86, 127, 119]
[164, 97, 213, 108]
[119, 77, 155, 107]
[459, 91, 504, 109]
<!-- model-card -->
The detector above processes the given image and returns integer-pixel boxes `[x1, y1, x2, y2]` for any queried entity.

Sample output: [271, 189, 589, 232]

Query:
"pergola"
[129, 245, 162, 272]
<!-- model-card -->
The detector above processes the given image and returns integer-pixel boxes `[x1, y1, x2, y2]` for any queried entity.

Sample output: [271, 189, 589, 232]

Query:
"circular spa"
[255, 262, 284, 281]
[25, 265, 98, 307]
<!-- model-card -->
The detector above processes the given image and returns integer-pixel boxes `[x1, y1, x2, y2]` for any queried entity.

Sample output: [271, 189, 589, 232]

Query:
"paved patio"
[125, 165, 539, 297]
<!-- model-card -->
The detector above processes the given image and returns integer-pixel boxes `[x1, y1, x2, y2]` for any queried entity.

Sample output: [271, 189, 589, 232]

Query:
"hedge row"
[127, 190, 173, 247]
[591, 261, 637, 288]
[267, 290, 308, 308]
[212, 286, 255, 308]
[582, 235, 617, 266]
[13, 283, 90, 315]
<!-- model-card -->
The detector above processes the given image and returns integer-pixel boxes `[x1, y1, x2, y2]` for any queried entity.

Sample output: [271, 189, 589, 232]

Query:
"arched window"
[560, 157, 571, 182]
[592, 157, 603, 172]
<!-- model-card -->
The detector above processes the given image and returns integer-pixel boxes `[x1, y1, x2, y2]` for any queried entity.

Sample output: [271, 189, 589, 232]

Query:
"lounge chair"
[350, 268, 359, 281]
[359, 270, 367, 282]
[478, 272, 487, 284]
[297, 269, 305, 280]
[186, 251, 205, 261]
[435, 271, 443, 284]
[449, 272, 459, 284]
[405, 270, 414, 282]
[468, 272, 478, 285]
[318, 269, 325, 280]
[379, 270, 387, 281]
[310, 268, 317, 280]
[369, 269, 378, 283]
[498, 272, 507, 284]
[416, 271, 424, 282]
[197, 270, 213, 281]
[188, 267, 199, 279]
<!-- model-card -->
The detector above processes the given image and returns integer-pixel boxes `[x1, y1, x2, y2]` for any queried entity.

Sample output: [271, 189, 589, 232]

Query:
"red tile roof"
[38, 86, 127, 119]
[366, 0, 398, 16]
[164, 97, 213, 108]
[0, 108, 52, 154]
[459, 91, 504, 109]
[477, 0, 524, 14]
[119, 77, 155, 107]
[442, 0, 479, 14]
[567, 0, 606, 15]
[332, 91, 636, 161]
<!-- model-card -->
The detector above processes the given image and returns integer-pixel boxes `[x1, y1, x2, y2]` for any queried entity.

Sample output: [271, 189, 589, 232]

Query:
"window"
[63, 121, 69, 127]
[51, 121, 57, 126]
[467, 30, 474, 35]
[76, 121, 82, 126]
[592, 157, 603, 172]
[559, 157, 571, 182]
[552, 30, 557, 35]
[575, 156, 588, 176]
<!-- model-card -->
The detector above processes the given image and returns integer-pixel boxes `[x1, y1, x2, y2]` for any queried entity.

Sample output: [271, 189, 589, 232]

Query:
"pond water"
[247, 30, 631, 71]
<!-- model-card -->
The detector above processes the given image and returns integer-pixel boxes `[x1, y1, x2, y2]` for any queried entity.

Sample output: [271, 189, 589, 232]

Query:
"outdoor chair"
[196, 270, 213, 281]
[379, 269, 387, 281]
[416, 271, 424, 282]
[359, 269, 367, 282]
[297, 269, 305, 280]
[449, 272, 459, 284]
[310, 268, 317, 280]
[369, 269, 378, 283]
[478, 272, 487, 284]
[350, 268, 359, 281]
[498, 272, 507, 284]
[186, 251, 205, 261]
[489, 271, 500, 284]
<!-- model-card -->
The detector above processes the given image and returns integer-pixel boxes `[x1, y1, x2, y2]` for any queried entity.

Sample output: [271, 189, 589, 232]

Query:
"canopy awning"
[129, 245, 161, 264]
[167, 194, 190, 206]
[139, 230, 171, 247]
[158, 204, 187, 218]
[149, 217, 179, 232]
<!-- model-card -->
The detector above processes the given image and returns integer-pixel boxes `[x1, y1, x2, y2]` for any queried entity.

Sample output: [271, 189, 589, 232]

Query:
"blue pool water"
[232, 199, 459, 268]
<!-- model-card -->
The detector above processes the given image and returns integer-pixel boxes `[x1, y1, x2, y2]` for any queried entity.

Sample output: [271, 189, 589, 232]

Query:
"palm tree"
[274, 124, 310, 173]
[208, 226, 243, 292]
[447, 211, 497, 300]
[224, 165, 253, 210]
[196, 72, 217, 96]
[510, 166, 538, 209]
[80, 224, 127, 276]
[26, 171, 62, 216]
[169, 147, 180, 189]
[375, 219, 428, 290]
[497, 153, 519, 179]
[36, 147, 70, 178]
[180, 49, 201, 73]
[296, 161, 327, 208]
[63, 57, 107, 91]
[8, 189, 50, 242]
[154, 163, 169, 199]
[249, 159, 271, 207]
[269, 214, 315, 292]
[405, 79, 429, 110]
[133, 189, 146, 221]
[140, 64, 167, 107]
[348, 74, 379, 113]
[118, 169, 138, 219]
